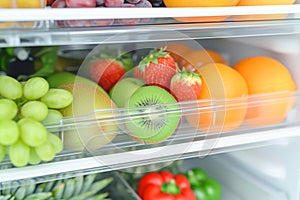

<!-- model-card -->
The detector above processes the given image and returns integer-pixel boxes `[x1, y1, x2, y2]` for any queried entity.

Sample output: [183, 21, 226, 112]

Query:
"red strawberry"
[89, 59, 125, 92]
[170, 71, 202, 102]
[89, 50, 134, 92]
[134, 48, 177, 90]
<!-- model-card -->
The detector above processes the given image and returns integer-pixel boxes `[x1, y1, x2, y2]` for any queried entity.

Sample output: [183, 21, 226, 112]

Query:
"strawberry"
[134, 48, 177, 90]
[170, 70, 202, 102]
[89, 49, 134, 92]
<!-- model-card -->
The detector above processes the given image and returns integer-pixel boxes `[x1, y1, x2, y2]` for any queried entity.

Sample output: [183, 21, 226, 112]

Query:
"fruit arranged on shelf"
[0, 174, 113, 200]
[185, 168, 221, 200]
[162, 0, 296, 22]
[170, 69, 202, 102]
[163, 0, 239, 22]
[47, 72, 118, 151]
[234, 0, 296, 20]
[163, 0, 240, 7]
[138, 171, 196, 200]
[49, 0, 153, 27]
[125, 86, 181, 144]
[134, 48, 178, 90]
[234, 56, 296, 127]
[88, 49, 135, 92]
[43, 44, 298, 148]
[0, 76, 71, 167]
[186, 63, 248, 133]
[238, 0, 296, 6]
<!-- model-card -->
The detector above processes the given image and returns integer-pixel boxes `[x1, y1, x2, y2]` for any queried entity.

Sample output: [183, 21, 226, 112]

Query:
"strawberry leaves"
[138, 48, 170, 72]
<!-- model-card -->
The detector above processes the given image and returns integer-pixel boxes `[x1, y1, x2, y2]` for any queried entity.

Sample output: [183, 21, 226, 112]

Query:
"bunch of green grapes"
[0, 75, 73, 167]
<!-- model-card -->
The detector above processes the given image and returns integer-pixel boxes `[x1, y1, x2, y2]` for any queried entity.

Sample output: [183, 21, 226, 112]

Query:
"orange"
[237, 0, 296, 6]
[163, 0, 240, 23]
[163, 42, 193, 65]
[163, 0, 240, 7]
[234, 56, 296, 127]
[180, 49, 228, 72]
[234, 0, 296, 21]
[186, 63, 248, 133]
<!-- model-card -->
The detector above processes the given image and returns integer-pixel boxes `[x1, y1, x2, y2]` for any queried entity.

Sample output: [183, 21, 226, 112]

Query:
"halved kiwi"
[125, 86, 181, 144]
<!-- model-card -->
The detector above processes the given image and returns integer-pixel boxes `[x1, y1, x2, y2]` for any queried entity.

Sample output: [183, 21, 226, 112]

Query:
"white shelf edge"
[0, 5, 299, 21]
[1, 125, 300, 183]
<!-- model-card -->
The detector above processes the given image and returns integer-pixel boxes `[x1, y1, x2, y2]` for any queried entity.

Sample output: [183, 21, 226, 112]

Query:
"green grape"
[21, 101, 48, 121]
[0, 144, 6, 162]
[23, 77, 49, 100]
[29, 148, 41, 165]
[47, 132, 63, 153]
[0, 120, 20, 145]
[34, 140, 56, 162]
[9, 140, 30, 167]
[41, 89, 73, 109]
[0, 98, 18, 120]
[42, 109, 63, 125]
[18, 118, 48, 147]
[0, 76, 22, 100]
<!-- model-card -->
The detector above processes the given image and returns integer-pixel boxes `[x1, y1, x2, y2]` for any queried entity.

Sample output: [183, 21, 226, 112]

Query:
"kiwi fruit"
[109, 77, 145, 108]
[125, 85, 181, 143]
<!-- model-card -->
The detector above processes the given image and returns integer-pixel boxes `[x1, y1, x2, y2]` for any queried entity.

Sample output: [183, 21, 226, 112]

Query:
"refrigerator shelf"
[1, 125, 300, 188]
[0, 5, 300, 21]
[0, 90, 299, 186]
[1, 6, 300, 47]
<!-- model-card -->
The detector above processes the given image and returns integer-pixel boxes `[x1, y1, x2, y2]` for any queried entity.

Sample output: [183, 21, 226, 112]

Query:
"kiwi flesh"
[126, 86, 181, 143]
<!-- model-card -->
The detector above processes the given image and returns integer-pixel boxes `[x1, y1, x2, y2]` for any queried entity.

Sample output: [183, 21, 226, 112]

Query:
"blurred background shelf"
[1, 6, 300, 47]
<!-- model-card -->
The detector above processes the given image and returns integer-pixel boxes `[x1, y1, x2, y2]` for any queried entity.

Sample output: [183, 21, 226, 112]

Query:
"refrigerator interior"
[1, 2, 300, 199]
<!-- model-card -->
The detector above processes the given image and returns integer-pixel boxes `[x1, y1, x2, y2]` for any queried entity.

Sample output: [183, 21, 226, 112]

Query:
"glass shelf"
[1, 5, 300, 47]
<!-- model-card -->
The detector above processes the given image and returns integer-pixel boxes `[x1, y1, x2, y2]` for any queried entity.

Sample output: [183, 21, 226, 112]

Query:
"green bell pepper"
[185, 168, 221, 200]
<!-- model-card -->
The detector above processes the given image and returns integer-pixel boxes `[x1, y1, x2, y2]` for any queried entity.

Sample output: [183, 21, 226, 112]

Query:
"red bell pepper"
[138, 171, 196, 200]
